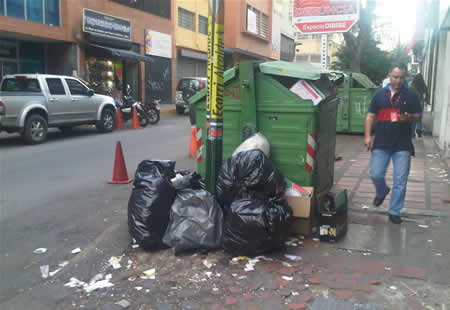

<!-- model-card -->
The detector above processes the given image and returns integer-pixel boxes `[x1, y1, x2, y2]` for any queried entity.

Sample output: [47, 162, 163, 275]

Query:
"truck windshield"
[1, 78, 41, 93]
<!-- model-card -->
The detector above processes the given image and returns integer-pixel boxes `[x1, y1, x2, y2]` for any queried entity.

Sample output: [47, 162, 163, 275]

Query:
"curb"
[160, 108, 176, 116]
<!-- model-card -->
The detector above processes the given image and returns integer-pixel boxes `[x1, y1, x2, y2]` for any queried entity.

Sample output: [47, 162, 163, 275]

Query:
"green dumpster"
[331, 71, 378, 134]
[190, 61, 338, 196]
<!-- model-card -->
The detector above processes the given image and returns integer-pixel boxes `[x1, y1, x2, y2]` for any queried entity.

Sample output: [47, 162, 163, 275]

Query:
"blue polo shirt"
[368, 84, 422, 152]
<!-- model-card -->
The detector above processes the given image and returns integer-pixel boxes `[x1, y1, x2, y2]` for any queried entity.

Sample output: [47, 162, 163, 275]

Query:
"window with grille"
[247, 6, 269, 39]
[178, 8, 195, 31]
[198, 15, 208, 35]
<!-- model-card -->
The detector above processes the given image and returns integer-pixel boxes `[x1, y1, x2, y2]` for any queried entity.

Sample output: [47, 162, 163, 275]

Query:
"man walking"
[364, 63, 422, 224]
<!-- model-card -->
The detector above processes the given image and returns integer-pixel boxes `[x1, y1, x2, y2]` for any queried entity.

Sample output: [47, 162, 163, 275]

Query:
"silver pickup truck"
[0, 74, 116, 144]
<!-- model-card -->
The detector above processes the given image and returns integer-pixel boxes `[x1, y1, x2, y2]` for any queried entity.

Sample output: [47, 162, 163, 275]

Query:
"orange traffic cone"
[115, 109, 123, 129]
[108, 141, 132, 184]
[189, 126, 197, 158]
[132, 107, 141, 129]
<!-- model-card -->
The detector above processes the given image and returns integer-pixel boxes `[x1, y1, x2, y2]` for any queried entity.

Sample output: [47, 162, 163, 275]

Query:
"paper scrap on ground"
[127, 259, 133, 270]
[84, 274, 113, 293]
[140, 268, 156, 280]
[282, 276, 293, 281]
[59, 261, 69, 268]
[418, 225, 429, 228]
[285, 254, 302, 261]
[135, 286, 143, 291]
[389, 286, 397, 290]
[49, 268, 62, 277]
[71, 248, 81, 254]
[34, 248, 47, 254]
[109, 256, 123, 269]
[40, 265, 49, 279]
[203, 259, 214, 269]
[65, 277, 87, 288]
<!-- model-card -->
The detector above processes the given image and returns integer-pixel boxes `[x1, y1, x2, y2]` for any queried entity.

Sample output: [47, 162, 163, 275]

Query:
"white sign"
[290, 80, 324, 105]
[293, 0, 359, 34]
[247, 9, 258, 34]
[145, 30, 172, 59]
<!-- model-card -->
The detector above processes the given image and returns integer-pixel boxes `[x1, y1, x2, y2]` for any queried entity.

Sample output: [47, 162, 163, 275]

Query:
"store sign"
[292, 0, 359, 34]
[145, 30, 172, 59]
[83, 9, 131, 41]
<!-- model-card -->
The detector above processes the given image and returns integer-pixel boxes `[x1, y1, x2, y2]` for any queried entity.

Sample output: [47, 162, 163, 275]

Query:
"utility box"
[190, 60, 338, 200]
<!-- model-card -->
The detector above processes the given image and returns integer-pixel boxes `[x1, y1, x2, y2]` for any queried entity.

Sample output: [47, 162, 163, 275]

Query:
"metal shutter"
[197, 61, 207, 77]
[176, 56, 197, 84]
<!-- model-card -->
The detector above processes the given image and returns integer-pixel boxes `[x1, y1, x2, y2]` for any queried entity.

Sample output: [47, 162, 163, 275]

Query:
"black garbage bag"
[223, 198, 292, 257]
[216, 150, 285, 209]
[171, 171, 206, 191]
[128, 160, 177, 251]
[163, 189, 223, 255]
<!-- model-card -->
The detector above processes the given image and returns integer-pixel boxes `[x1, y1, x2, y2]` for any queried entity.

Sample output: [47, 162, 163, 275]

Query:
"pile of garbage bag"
[127, 133, 292, 257]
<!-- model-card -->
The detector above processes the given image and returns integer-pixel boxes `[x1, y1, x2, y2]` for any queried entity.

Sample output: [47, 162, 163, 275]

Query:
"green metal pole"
[205, 0, 225, 194]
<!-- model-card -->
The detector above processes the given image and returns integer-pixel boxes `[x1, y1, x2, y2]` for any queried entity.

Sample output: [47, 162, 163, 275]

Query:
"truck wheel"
[22, 114, 48, 145]
[96, 109, 116, 133]
[176, 106, 185, 114]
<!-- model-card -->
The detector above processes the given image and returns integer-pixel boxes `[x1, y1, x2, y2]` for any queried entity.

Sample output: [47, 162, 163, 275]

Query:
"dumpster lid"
[351, 72, 377, 88]
[259, 61, 327, 81]
[189, 67, 236, 104]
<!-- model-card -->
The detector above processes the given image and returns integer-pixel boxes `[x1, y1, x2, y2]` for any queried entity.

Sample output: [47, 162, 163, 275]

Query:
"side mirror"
[87, 89, 94, 97]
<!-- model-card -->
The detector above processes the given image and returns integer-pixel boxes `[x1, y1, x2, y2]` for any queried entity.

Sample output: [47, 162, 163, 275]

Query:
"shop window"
[198, 15, 208, 35]
[66, 79, 88, 95]
[246, 6, 269, 39]
[0, 39, 17, 60]
[178, 8, 195, 31]
[45, 0, 60, 26]
[27, 0, 43, 23]
[46, 78, 66, 95]
[6, 0, 25, 19]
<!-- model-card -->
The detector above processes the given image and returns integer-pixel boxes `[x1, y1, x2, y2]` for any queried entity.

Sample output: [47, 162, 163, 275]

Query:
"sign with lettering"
[83, 9, 131, 41]
[292, 0, 359, 34]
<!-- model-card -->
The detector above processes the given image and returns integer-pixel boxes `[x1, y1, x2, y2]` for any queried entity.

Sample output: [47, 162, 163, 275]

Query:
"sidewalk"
[20, 134, 449, 310]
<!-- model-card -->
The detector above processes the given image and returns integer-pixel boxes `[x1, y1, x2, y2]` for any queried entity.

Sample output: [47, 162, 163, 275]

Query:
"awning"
[87, 43, 153, 63]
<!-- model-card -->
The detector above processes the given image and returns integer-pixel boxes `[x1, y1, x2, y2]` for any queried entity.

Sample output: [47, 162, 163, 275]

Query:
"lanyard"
[388, 91, 401, 110]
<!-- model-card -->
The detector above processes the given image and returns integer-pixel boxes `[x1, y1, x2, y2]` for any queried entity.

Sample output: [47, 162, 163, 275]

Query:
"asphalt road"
[0, 114, 195, 306]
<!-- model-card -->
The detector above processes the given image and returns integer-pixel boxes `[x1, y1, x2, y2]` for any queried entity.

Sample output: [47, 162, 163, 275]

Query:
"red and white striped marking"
[196, 127, 203, 163]
[306, 133, 317, 171]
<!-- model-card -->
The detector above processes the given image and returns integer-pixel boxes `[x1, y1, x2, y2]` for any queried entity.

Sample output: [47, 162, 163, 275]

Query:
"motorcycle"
[120, 85, 151, 127]
[143, 98, 161, 125]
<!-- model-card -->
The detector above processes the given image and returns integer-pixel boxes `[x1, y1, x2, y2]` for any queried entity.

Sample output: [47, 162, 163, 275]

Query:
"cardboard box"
[285, 187, 314, 218]
[285, 187, 314, 236]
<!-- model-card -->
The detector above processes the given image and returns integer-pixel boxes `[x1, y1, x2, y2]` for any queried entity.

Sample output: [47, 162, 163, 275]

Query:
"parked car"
[175, 77, 206, 114]
[0, 74, 117, 144]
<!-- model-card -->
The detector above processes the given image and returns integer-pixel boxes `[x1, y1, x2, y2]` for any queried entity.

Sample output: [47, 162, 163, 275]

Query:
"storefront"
[0, 39, 47, 79]
[81, 9, 152, 102]
[144, 29, 173, 105]
[176, 49, 207, 83]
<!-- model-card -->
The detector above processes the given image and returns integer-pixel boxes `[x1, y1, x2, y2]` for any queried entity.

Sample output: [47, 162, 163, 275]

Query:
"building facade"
[174, 0, 208, 85]
[0, 0, 175, 105]
[294, 33, 341, 69]
[418, 0, 450, 153]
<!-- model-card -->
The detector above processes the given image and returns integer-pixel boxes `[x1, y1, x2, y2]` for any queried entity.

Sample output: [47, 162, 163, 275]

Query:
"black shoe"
[389, 214, 402, 224]
[416, 129, 423, 138]
[373, 188, 390, 207]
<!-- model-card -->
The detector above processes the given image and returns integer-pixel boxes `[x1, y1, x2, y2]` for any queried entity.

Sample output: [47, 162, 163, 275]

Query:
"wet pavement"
[3, 134, 449, 310]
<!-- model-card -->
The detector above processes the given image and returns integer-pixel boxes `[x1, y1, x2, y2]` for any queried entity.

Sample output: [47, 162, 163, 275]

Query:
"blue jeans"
[370, 149, 411, 216]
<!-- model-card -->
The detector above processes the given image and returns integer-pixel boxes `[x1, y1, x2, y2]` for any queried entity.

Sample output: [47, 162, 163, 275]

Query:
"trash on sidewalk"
[40, 265, 49, 279]
[285, 184, 314, 236]
[33, 248, 47, 254]
[282, 276, 293, 281]
[109, 256, 123, 270]
[285, 254, 302, 261]
[232, 133, 270, 158]
[216, 150, 285, 212]
[49, 268, 62, 277]
[163, 189, 223, 255]
[319, 190, 348, 242]
[115, 299, 131, 309]
[71, 248, 81, 254]
[171, 171, 205, 191]
[418, 224, 429, 228]
[223, 198, 292, 256]
[84, 274, 114, 293]
[140, 268, 156, 280]
[59, 261, 69, 268]
[203, 259, 215, 269]
[64, 277, 87, 288]
[128, 160, 176, 251]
